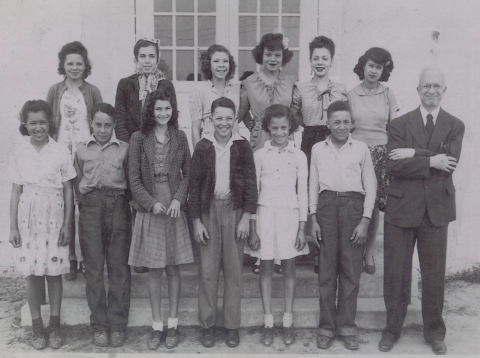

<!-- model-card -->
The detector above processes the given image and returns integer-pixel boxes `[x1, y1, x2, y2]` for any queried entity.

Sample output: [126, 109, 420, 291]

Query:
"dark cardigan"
[188, 137, 258, 218]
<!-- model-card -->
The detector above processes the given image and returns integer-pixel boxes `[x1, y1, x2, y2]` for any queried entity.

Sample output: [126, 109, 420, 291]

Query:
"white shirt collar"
[264, 139, 296, 153]
[419, 105, 441, 125]
[324, 134, 353, 151]
[205, 132, 244, 151]
[86, 130, 120, 148]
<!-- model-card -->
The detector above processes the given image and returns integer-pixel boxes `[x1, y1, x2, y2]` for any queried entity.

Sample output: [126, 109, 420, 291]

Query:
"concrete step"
[21, 296, 421, 329]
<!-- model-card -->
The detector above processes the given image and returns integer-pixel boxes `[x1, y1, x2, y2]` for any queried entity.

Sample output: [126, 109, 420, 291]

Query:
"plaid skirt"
[128, 180, 194, 268]
[368, 144, 390, 212]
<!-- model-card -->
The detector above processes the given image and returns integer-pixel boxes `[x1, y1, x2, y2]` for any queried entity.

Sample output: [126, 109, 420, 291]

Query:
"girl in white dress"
[248, 104, 309, 346]
[9, 100, 76, 350]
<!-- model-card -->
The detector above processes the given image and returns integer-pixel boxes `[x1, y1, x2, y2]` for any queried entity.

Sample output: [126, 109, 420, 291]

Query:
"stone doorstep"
[21, 297, 422, 329]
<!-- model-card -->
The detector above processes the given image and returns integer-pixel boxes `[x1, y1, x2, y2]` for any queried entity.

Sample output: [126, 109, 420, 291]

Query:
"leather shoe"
[48, 327, 64, 349]
[261, 327, 274, 346]
[165, 327, 179, 349]
[317, 334, 334, 349]
[225, 329, 240, 348]
[31, 327, 47, 350]
[147, 329, 162, 350]
[342, 335, 358, 350]
[431, 341, 447, 355]
[378, 337, 394, 352]
[283, 326, 295, 345]
[200, 327, 215, 348]
[110, 331, 125, 347]
[93, 331, 109, 347]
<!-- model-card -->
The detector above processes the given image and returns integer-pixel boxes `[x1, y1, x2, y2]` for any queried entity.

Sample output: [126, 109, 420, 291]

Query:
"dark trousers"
[198, 198, 244, 330]
[316, 191, 364, 337]
[80, 190, 132, 332]
[383, 211, 447, 343]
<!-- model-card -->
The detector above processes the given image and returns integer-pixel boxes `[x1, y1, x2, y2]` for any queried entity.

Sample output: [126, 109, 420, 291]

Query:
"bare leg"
[165, 265, 180, 319]
[281, 259, 296, 314]
[148, 268, 164, 323]
[364, 208, 380, 266]
[26, 276, 45, 320]
[45, 275, 63, 317]
[259, 260, 274, 315]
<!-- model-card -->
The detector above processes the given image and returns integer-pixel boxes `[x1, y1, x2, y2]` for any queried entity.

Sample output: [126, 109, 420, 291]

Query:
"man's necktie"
[426, 113, 434, 144]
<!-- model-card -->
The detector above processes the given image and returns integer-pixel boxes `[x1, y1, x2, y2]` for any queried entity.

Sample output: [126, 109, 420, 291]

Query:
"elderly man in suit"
[378, 68, 465, 355]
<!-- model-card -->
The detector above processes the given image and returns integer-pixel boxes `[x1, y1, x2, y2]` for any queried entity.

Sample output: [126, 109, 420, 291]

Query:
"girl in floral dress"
[9, 100, 76, 350]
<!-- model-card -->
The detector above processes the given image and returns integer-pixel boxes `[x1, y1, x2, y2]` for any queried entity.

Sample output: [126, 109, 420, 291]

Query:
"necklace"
[363, 83, 378, 96]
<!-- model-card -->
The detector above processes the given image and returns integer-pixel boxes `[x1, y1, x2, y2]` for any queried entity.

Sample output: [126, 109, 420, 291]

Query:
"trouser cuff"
[337, 325, 357, 337]
[318, 326, 335, 337]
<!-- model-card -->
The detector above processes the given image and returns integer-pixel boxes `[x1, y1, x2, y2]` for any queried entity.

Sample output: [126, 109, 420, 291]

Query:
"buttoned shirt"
[204, 132, 245, 198]
[74, 131, 129, 194]
[252, 140, 308, 221]
[420, 105, 440, 126]
[309, 134, 377, 218]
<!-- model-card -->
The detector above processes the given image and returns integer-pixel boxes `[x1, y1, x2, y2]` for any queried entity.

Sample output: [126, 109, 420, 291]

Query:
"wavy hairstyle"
[251, 33, 294, 66]
[200, 44, 236, 81]
[57, 41, 92, 79]
[262, 104, 298, 135]
[19, 100, 56, 137]
[141, 89, 178, 134]
[91, 102, 116, 122]
[309, 35, 335, 58]
[353, 47, 394, 82]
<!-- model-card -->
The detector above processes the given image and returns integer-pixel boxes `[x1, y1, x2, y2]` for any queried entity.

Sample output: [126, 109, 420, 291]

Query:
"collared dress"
[9, 137, 77, 276]
[245, 140, 310, 260]
[240, 71, 295, 152]
[291, 79, 347, 165]
[128, 132, 194, 268]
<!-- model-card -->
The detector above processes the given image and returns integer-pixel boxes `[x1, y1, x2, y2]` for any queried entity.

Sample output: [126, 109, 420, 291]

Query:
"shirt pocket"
[109, 160, 126, 184]
[83, 160, 96, 186]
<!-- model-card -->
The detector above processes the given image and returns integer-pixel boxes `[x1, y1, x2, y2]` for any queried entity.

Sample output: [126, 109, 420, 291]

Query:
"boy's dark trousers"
[80, 189, 132, 333]
[316, 190, 365, 338]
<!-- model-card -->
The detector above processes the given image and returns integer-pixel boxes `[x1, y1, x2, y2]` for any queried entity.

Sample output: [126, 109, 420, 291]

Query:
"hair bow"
[282, 36, 289, 50]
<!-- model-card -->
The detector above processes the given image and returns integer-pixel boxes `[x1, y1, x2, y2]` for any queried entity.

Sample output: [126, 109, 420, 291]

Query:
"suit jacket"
[114, 74, 176, 143]
[188, 137, 258, 218]
[128, 128, 191, 213]
[385, 106, 465, 228]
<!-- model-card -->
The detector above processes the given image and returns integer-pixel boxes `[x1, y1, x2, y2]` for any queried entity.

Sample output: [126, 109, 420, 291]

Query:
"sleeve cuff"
[362, 207, 374, 219]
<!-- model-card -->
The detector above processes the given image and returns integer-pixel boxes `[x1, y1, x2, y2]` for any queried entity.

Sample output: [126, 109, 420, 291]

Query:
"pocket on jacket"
[386, 186, 403, 198]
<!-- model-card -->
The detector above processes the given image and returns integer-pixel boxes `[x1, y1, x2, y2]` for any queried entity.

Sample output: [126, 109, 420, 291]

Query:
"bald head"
[417, 67, 447, 111]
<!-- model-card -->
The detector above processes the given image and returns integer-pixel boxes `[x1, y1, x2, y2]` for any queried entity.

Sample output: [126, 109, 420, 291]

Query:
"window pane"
[282, 0, 300, 13]
[154, 0, 172, 12]
[260, 16, 278, 36]
[176, 50, 194, 81]
[238, 50, 257, 81]
[239, 16, 257, 47]
[281, 50, 299, 81]
[239, 0, 257, 13]
[176, 16, 194, 46]
[159, 50, 173, 80]
[198, 0, 216, 13]
[282, 16, 299, 47]
[198, 16, 216, 47]
[260, 0, 278, 13]
[154, 15, 172, 46]
[176, 0, 194, 12]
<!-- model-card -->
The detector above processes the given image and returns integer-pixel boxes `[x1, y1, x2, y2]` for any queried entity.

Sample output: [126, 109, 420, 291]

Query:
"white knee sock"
[283, 312, 293, 328]
[152, 320, 163, 331]
[167, 317, 178, 329]
[264, 314, 274, 328]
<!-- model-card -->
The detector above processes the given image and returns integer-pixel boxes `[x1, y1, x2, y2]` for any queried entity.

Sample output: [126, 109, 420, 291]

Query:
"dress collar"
[264, 139, 296, 153]
[353, 82, 387, 96]
[86, 131, 120, 147]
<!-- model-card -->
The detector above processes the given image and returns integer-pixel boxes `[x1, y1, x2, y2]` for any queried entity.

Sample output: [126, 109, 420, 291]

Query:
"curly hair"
[141, 89, 178, 134]
[91, 103, 116, 122]
[200, 44, 236, 81]
[251, 33, 294, 66]
[134, 39, 160, 61]
[309, 36, 335, 58]
[57, 41, 92, 79]
[353, 47, 394, 82]
[262, 104, 298, 135]
[19, 100, 56, 137]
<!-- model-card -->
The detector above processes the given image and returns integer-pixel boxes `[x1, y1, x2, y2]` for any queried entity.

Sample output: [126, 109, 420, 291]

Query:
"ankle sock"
[264, 314, 274, 328]
[167, 317, 178, 329]
[152, 320, 163, 332]
[283, 312, 293, 328]
[32, 317, 44, 332]
[49, 315, 60, 329]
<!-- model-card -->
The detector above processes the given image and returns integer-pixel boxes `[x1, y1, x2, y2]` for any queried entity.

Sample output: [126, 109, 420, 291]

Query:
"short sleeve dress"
[240, 71, 295, 152]
[9, 137, 77, 276]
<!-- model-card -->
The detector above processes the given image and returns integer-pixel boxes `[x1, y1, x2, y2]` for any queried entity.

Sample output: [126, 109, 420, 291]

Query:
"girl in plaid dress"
[128, 89, 193, 349]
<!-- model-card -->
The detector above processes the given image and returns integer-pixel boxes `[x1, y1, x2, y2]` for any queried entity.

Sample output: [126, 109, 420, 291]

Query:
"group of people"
[8, 32, 463, 356]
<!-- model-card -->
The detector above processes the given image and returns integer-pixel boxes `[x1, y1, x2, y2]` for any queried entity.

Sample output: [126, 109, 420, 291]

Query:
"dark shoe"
[110, 331, 125, 347]
[200, 327, 215, 348]
[378, 337, 395, 352]
[252, 264, 260, 274]
[31, 327, 47, 350]
[225, 329, 240, 348]
[165, 327, 179, 349]
[363, 256, 376, 274]
[147, 329, 162, 350]
[283, 326, 295, 345]
[431, 341, 447, 355]
[274, 264, 283, 275]
[261, 326, 274, 346]
[65, 260, 77, 281]
[342, 335, 358, 350]
[134, 266, 148, 274]
[48, 327, 63, 349]
[317, 334, 333, 349]
[93, 331, 109, 347]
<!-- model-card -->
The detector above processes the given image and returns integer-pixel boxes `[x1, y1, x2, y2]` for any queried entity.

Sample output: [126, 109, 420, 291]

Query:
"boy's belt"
[322, 190, 364, 198]
[89, 188, 126, 196]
